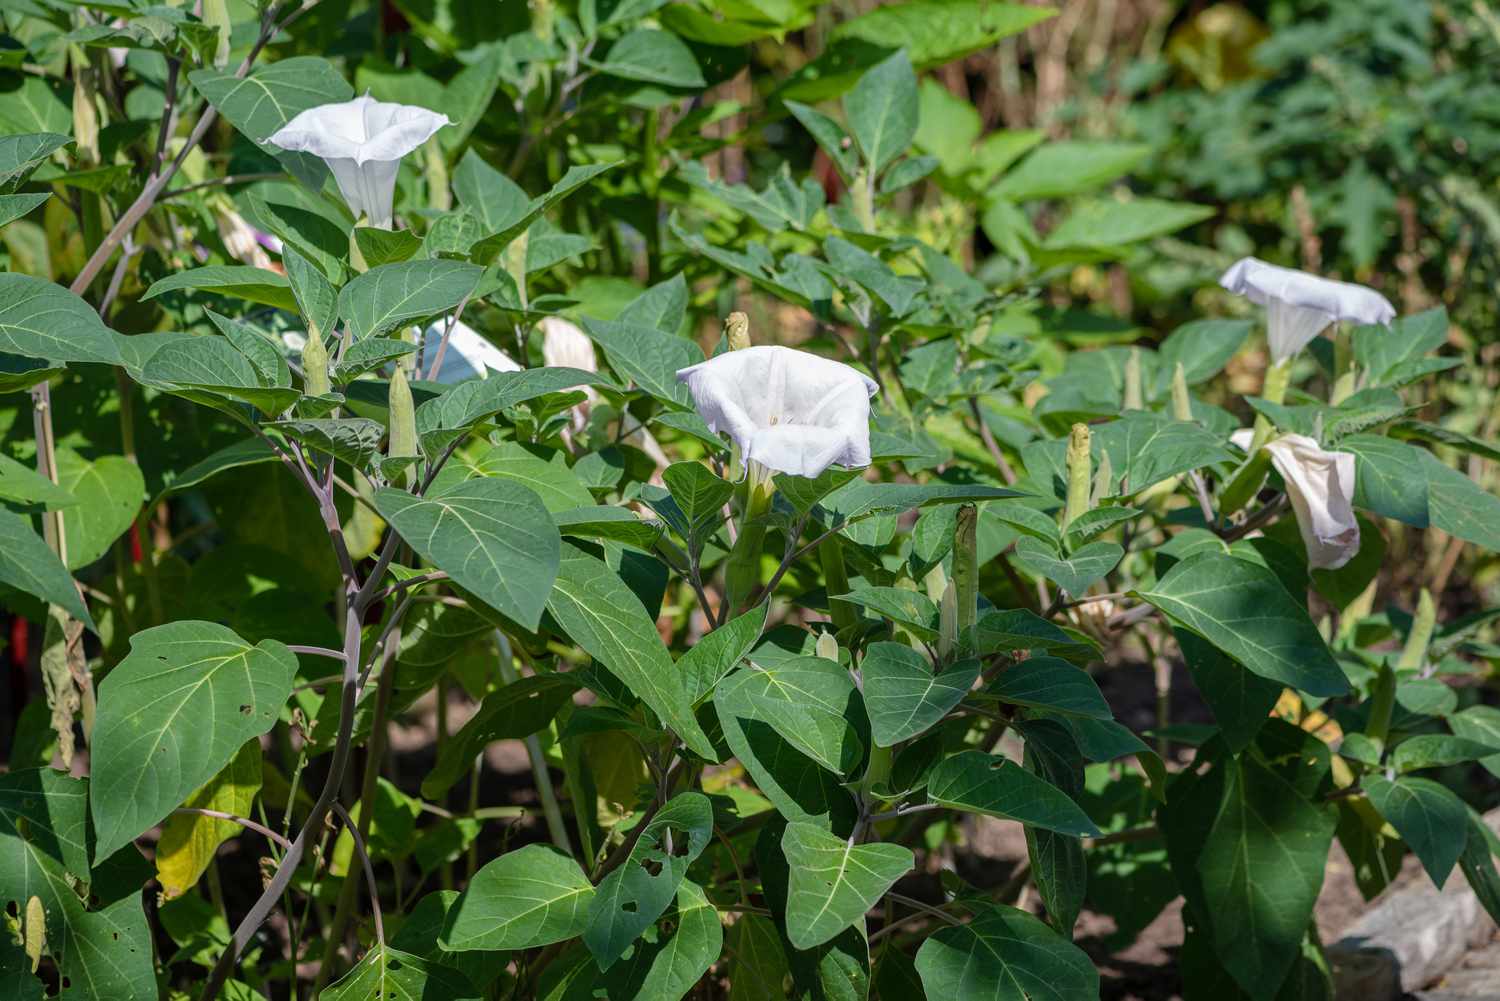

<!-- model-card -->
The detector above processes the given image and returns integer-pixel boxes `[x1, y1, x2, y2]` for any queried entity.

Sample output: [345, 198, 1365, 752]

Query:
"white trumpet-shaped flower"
[675, 345, 878, 478]
[421, 317, 521, 384]
[268, 94, 449, 228]
[1219, 257, 1395, 363]
[1261, 433, 1360, 570]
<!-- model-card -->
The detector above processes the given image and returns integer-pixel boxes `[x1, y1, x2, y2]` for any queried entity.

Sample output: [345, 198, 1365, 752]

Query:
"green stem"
[498, 632, 572, 854]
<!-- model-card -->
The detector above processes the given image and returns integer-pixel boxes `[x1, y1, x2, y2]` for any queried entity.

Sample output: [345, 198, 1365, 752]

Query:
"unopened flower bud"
[815, 631, 839, 662]
[1123, 348, 1143, 411]
[204, 0, 231, 68]
[1065, 423, 1092, 528]
[1171, 362, 1193, 422]
[301, 332, 330, 398]
[387, 365, 417, 485]
[939, 581, 958, 659]
[1397, 588, 1436, 672]
[953, 504, 978, 635]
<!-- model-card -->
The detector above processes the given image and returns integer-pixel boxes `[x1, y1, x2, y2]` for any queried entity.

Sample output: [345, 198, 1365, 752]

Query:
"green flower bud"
[953, 503, 978, 635]
[1123, 348, 1143, 411]
[1065, 423, 1092, 528]
[387, 364, 418, 486]
[301, 333, 331, 398]
[815, 631, 839, 663]
[938, 580, 958, 660]
[204, 0, 231, 68]
[1396, 588, 1436, 672]
[1171, 362, 1193, 422]
[424, 139, 451, 212]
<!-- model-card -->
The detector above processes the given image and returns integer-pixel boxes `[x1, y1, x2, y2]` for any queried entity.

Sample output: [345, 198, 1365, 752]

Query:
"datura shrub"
[0, 3, 1498, 1001]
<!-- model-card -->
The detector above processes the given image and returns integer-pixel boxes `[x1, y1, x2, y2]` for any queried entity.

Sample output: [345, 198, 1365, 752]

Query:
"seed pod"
[387, 364, 418, 486]
[724, 312, 751, 351]
[301, 332, 331, 398]
[953, 504, 978, 635]
[1064, 423, 1092, 528]
[1171, 362, 1193, 422]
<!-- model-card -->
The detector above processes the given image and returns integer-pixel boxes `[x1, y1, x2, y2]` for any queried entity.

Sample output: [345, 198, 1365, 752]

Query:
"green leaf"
[441, 843, 594, 952]
[0, 770, 157, 1001]
[270, 418, 384, 470]
[926, 749, 1101, 836]
[0, 132, 69, 190]
[281, 245, 338, 338]
[1162, 751, 1335, 997]
[354, 226, 423, 267]
[1019, 720, 1087, 938]
[0, 191, 48, 226]
[1363, 774, 1468, 887]
[1458, 810, 1500, 926]
[142, 265, 298, 312]
[89, 621, 297, 862]
[914, 902, 1098, 1001]
[0, 352, 64, 394]
[452, 149, 529, 237]
[554, 505, 664, 550]
[842, 586, 938, 639]
[783, 821, 913, 949]
[1449, 705, 1500, 778]
[678, 602, 768, 705]
[993, 141, 1151, 201]
[1176, 629, 1279, 752]
[1137, 552, 1348, 697]
[375, 478, 560, 631]
[454, 442, 595, 512]
[1391, 734, 1500, 774]
[421, 675, 579, 799]
[0, 272, 124, 365]
[336, 337, 417, 382]
[785, 100, 858, 181]
[1012, 537, 1121, 596]
[599, 29, 704, 88]
[339, 260, 484, 342]
[415, 366, 607, 454]
[0, 508, 95, 630]
[984, 656, 1109, 719]
[469, 162, 620, 259]
[821, 480, 1020, 524]
[0, 453, 74, 508]
[1044, 197, 1213, 250]
[53, 450, 143, 571]
[714, 657, 864, 776]
[1152, 319, 1252, 396]
[154, 740, 261, 900]
[584, 792, 713, 968]
[141, 335, 300, 417]
[662, 461, 732, 547]
[153, 438, 277, 504]
[1353, 307, 1448, 387]
[969, 609, 1081, 655]
[824, 236, 922, 315]
[322, 945, 478, 1001]
[548, 547, 717, 760]
[863, 642, 978, 746]
[833, 2, 1053, 68]
[582, 317, 703, 407]
[845, 50, 918, 174]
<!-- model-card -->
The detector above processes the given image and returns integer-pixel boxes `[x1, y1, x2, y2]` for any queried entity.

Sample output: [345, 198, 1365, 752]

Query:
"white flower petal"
[1219, 257, 1396, 363]
[1263, 433, 1361, 570]
[268, 94, 449, 228]
[540, 317, 597, 373]
[675, 345, 878, 479]
[420, 317, 521, 384]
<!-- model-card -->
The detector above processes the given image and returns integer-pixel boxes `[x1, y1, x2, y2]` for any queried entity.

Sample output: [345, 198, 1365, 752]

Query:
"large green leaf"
[926, 750, 1101, 837]
[0, 132, 70, 190]
[714, 657, 864, 776]
[599, 29, 704, 87]
[993, 141, 1150, 201]
[0, 508, 94, 630]
[1137, 552, 1348, 697]
[441, 843, 594, 952]
[914, 902, 1098, 1001]
[1363, 774, 1468, 888]
[1044, 197, 1214, 250]
[0, 453, 74, 508]
[339, 260, 484, 341]
[581, 316, 703, 407]
[584, 792, 713, 968]
[322, 945, 478, 1001]
[820, 480, 1020, 524]
[984, 656, 1109, 720]
[862, 642, 978, 746]
[415, 366, 607, 454]
[375, 478, 560, 631]
[833, 2, 1052, 68]
[141, 334, 301, 416]
[1176, 629, 1280, 752]
[0, 273, 124, 365]
[421, 675, 579, 799]
[783, 821, 913, 949]
[189, 56, 353, 142]
[142, 265, 299, 312]
[678, 602, 767, 705]
[0, 771, 157, 1001]
[88, 622, 297, 862]
[662, 460, 733, 548]
[269, 418, 386, 471]
[1164, 748, 1336, 999]
[1011, 538, 1121, 595]
[454, 441, 594, 512]
[845, 50, 918, 174]
[547, 547, 716, 759]
[54, 450, 144, 570]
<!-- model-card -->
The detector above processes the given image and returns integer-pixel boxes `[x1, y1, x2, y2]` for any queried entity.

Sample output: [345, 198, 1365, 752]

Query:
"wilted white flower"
[1262, 433, 1360, 570]
[1219, 257, 1395, 364]
[675, 345, 878, 478]
[268, 94, 449, 228]
[541, 316, 599, 428]
[216, 205, 279, 271]
[421, 317, 521, 384]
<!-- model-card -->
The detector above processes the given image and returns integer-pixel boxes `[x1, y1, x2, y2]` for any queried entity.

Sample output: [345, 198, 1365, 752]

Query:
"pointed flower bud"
[939, 580, 958, 660]
[1065, 423, 1092, 528]
[815, 631, 839, 663]
[301, 332, 330, 398]
[724, 311, 751, 352]
[1396, 588, 1436, 672]
[1123, 348, 1143, 411]
[954, 504, 978, 635]
[387, 365, 417, 485]
[1171, 362, 1193, 422]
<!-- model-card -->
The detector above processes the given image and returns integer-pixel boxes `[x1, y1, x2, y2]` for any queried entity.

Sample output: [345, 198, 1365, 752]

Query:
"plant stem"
[498, 632, 572, 854]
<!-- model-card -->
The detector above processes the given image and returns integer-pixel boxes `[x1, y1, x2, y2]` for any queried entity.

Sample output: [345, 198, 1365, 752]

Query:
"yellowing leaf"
[154, 740, 262, 899]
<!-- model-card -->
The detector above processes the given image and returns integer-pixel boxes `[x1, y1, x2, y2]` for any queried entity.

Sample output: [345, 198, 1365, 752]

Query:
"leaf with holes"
[584, 792, 713, 969]
[321, 945, 479, 1001]
[783, 821, 913, 949]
